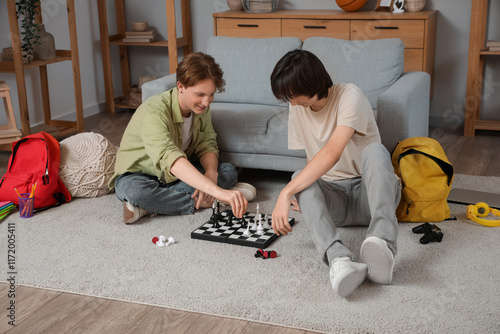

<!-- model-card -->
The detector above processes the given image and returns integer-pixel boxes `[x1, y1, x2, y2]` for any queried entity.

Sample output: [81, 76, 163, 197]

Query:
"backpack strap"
[33, 192, 68, 214]
[398, 148, 454, 186]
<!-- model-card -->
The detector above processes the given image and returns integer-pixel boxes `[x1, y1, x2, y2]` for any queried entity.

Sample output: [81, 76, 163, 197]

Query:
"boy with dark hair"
[270, 50, 401, 298]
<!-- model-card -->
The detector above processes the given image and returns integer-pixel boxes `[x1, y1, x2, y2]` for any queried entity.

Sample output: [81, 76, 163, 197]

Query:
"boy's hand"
[291, 198, 300, 212]
[272, 194, 293, 236]
[191, 189, 213, 209]
[217, 189, 248, 218]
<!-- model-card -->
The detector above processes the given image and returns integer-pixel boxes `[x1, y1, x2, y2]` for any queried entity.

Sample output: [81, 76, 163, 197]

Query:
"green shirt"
[108, 88, 219, 189]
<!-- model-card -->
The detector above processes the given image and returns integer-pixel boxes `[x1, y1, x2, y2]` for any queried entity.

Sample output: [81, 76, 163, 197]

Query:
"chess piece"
[211, 200, 221, 228]
[256, 218, 264, 234]
[241, 215, 248, 228]
[157, 235, 166, 247]
[263, 213, 270, 228]
[216, 200, 223, 220]
[251, 216, 258, 231]
[243, 224, 251, 236]
[166, 236, 175, 246]
[226, 211, 234, 226]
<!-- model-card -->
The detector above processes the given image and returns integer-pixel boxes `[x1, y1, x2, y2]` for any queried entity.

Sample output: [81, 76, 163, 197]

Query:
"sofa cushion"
[303, 37, 404, 109]
[210, 102, 288, 154]
[206, 36, 303, 107]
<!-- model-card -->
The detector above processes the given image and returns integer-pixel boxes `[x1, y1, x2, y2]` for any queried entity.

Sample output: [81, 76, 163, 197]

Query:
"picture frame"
[374, 0, 396, 12]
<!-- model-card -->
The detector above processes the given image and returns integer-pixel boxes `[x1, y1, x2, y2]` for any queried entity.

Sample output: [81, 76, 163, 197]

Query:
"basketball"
[335, 0, 369, 12]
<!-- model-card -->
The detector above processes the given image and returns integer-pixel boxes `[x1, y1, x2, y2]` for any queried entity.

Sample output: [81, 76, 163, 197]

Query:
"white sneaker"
[360, 236, 395, 285]
[230, 182, 257, 201]
[123, 201, 153, 224]
[329, 257, 368, 298]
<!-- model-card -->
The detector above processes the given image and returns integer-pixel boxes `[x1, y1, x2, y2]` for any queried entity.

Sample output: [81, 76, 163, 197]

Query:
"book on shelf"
[486, 40, 500, 47]
[125, 29, 155, 37]
[122, 37, 154, 43]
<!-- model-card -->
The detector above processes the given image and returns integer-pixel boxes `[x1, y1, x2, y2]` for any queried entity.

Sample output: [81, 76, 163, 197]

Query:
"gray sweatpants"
[294, 142, 401, 267]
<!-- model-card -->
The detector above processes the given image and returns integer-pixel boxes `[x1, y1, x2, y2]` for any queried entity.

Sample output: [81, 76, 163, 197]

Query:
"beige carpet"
[1, 172, 499, 333]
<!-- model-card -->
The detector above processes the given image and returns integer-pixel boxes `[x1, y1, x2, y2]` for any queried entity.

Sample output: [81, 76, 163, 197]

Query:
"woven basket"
[404, 0, 425, 12]
[133, 21, 148, 32]
[1, 47, 32, 63]
[126, 87, 142, 108]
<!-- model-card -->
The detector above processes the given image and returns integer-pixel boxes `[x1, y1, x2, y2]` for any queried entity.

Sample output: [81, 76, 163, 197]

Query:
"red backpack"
[0, 132, 71, 210]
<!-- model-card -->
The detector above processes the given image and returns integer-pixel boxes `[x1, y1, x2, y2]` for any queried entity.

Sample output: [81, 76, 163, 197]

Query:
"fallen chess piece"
[255, 248, 277, 259]
[166, 236, 175, 246]
[412, 223, 443, 244]
[152, 235, 175, 247]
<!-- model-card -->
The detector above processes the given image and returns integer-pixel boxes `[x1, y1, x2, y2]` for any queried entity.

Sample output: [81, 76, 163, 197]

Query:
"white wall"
[0, 0, 498, 133]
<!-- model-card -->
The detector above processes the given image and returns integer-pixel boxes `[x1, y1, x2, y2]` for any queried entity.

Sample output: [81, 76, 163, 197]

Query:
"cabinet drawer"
[404, 49, 423, 72]
[215, 18, 281, 38]
[282, 19, 350, 41]
[350, 20, 424, 49]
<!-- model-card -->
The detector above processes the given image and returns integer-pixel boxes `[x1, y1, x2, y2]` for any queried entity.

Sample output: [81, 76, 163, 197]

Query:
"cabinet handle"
[374, 26, 399, 30]
[304, 25, 327, 29]
[237, 24, 259, 28]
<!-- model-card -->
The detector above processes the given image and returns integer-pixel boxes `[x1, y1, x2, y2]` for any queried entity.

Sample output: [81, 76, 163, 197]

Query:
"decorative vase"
[33, 24, 56, 60]
[227, 0, 243, 11]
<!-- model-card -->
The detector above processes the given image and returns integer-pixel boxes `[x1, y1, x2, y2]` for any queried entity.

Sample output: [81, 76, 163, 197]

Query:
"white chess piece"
[166, 236, 175, 246]
[256, 217, 264, 234]
[157, 235, 166, 247]
[243, 224, 251, 236]
[263, 213, 270, 229]
[251, 215, 258, 231]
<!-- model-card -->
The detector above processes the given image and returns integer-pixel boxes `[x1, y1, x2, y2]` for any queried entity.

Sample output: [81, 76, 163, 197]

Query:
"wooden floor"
[1, 111, 500, 333]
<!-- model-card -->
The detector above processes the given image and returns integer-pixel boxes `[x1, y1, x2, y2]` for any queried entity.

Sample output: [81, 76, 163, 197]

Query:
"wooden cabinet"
[214, 10, 437, 90]
[282, 19, 350, 40]
[0, 0, 84, 139]
[97, 0, 192, 113]
[215, 18, 281, 38]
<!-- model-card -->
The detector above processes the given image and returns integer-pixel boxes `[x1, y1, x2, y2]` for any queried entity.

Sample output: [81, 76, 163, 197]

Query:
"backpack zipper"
[43, 167, 49, 185]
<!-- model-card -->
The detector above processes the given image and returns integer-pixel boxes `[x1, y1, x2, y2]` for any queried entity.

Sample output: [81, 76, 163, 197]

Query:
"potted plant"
[16, 0, 41, 62]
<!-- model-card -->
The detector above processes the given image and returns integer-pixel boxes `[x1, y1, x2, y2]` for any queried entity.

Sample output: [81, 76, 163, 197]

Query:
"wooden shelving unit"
[464, 0, 500, 136]
[0, 0, 84, 138]
[97, 0, 192, 113]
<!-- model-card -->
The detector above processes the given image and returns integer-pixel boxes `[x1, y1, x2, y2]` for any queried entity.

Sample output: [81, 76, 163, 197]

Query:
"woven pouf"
[60, 132, 117, 198]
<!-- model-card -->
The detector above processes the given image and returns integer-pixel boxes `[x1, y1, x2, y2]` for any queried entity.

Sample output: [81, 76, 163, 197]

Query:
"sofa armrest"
[377, 72, 430, 152]
[141, 73, 177, 102]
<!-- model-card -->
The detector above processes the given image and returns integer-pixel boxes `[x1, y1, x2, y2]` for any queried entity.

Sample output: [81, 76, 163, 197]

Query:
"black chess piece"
[211, 212, 221, 228]
[211, 201, 221, 228]
[240, 215, 248, 228]
[226, 211, 234, 226]
[215, 200, 223, 220]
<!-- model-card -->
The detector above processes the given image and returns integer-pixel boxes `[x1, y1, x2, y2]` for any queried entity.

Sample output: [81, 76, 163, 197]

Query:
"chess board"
[191, 210, 295, 248]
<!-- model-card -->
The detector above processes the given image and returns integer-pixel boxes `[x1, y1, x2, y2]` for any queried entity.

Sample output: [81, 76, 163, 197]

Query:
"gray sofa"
[142, 36, 430, 172]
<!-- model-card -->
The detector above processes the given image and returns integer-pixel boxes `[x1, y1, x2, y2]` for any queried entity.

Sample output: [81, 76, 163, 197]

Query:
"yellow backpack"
[391, 137, 454, 222]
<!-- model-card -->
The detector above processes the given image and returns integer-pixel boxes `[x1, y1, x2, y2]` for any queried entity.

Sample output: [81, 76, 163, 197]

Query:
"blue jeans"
[294, 143, 401, 267]
[114, 162, 238, 215]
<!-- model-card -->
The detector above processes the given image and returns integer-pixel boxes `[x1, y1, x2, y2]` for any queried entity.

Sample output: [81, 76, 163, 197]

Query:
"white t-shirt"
[181, 112, 193, 152]
[288, 83, 381, 181]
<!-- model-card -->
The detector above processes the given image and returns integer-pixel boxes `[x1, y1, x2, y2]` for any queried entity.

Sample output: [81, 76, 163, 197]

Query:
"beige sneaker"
[230, 182, 257, 201]
[329, 257, 368, 298]
[123, 201, 154, 224]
